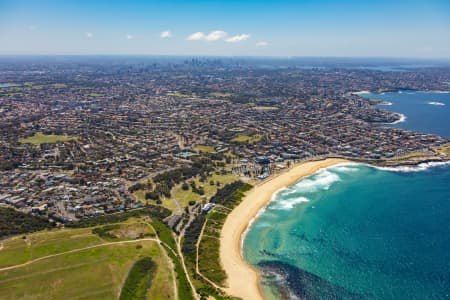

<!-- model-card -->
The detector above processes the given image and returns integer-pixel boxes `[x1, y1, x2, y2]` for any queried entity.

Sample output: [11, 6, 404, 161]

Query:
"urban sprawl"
[1, 58, 449, 223]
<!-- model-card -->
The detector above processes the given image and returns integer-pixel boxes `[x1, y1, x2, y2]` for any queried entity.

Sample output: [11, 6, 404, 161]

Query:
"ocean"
[361, 91, 450, 137]
[243, 91, 450, 300]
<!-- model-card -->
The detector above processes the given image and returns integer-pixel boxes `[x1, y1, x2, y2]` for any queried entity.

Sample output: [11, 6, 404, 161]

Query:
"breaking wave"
[290, 169, 341, 193]
[271, 196, 310, 210]
[390, 113, 407, 124]
[427, 101, 445, 106]
[332, 164, 360, 173]
[371, 161, 450, 173]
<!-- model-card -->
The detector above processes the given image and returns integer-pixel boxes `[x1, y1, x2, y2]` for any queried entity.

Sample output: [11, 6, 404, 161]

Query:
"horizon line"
[0, 54, 450, 61]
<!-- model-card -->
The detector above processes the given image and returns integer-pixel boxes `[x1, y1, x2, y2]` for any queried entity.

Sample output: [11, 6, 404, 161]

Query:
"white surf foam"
[272, 196, 310, 210]
[371, 161, 450, 172]
[427, 101, 445, 106]
[430, 91, 450, 94]
[390, 113, 407, 124]
[290, 169, 341, 193]
[332, 165, 360, 173]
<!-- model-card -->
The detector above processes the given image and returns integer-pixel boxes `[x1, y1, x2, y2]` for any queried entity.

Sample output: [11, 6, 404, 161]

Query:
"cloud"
[187, 31, 251, 43]
[126, 34, 134, 40]
[187, 32, 206, 41]
[205, 30, 227, 41]
[225, 34, 250, 43]
[187, 30, 228, 41]
[160, 30, 172, 39]
[256, 41, 269, 47]
[85, 32, 93, 39]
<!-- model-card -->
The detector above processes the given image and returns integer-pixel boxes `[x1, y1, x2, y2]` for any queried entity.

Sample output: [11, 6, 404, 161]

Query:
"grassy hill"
[0, 219, 175, 300]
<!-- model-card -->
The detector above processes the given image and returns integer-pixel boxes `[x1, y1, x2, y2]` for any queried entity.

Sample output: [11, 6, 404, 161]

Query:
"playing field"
[231, 133, 262, 144]
[194, 144, 215, 153]
[19, 133, 77, 145]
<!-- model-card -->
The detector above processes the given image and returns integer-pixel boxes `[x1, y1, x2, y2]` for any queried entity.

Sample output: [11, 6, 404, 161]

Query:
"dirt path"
[195, 220, 224, 291]
[176, 235, 199, 300]
[158, 241, 178, 300]
[0, 238, 159, 272]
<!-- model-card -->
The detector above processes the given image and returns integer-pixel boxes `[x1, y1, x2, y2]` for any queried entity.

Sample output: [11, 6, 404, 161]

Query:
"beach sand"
[352, 90, 371, 95]
[219, 158, 348, 300]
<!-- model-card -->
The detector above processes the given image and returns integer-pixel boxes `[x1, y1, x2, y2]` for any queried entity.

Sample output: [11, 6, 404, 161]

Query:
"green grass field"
[51, 83, 67, 88]
[209, 92, 232, 97]
[19, 133, 77, 145]
[167, 92, 191, 98]
[231, 133, 262, 144]
[0, 228, 104, 268]
[85, 93, 105, 97]
[197, 209, 229, 286]
[436, 143, 450, 156]
[169, 172, 238, 211]
[0, 241, 169, 300]
[0, 220, 175, 300]
[195, 144, 215, 153]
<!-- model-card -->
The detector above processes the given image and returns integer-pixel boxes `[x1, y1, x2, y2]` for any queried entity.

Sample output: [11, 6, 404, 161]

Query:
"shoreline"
[219, 158, 349, 300]
[390, 113, 407, 124]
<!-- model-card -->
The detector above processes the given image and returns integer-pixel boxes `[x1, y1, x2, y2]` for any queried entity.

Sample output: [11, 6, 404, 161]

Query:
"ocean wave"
[271, 196, 310, 210]
[290, 169, 341, 193]
[430, 91, 450, 94]
[372, 161, 450, 172]
[332, 165, 360, 173]
[390, 113, 407, 124]
[427, 101, 445, 106]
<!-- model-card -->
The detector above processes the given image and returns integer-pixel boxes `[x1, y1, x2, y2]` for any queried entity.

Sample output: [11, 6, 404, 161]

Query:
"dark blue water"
[361, 91, 450, 137]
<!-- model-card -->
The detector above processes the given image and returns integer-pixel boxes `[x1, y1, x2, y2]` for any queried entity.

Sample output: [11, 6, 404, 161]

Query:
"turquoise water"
[361, 91, 450, 137]
[243, 163, 450, 299]
[243, 90, 450, 299]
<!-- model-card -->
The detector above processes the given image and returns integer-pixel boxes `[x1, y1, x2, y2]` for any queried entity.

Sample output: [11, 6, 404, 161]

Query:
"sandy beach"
[352, 90, 371, 95]
[219, 158, 348, 300]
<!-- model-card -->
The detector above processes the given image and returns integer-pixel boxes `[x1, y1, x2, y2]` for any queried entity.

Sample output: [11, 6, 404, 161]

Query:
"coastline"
[351, 90, 370, 95]
[219, 158, 349, 300]
[390, 113, 407, 124]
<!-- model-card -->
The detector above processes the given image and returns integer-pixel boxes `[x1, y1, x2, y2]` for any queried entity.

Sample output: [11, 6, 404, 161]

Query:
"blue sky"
[1, 0, 450, 57]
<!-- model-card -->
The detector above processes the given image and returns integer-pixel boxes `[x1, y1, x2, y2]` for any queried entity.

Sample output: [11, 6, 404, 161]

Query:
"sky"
[1, 0, 450, 58]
